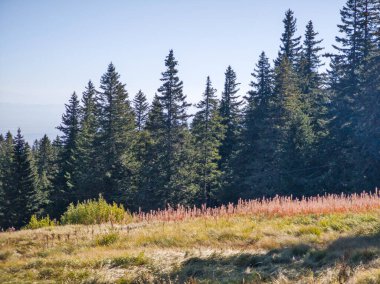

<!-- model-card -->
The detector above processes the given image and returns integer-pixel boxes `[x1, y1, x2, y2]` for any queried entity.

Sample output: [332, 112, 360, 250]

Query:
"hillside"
[1, 203, 380, 283]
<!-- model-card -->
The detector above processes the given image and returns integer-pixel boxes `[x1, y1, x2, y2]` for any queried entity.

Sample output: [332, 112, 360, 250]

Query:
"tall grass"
[61, 195, 130, 225]
[135, 190, 380, 222]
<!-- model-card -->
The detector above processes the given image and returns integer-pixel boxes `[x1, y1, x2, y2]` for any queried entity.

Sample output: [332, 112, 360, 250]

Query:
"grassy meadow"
[1, 195, 380, 283]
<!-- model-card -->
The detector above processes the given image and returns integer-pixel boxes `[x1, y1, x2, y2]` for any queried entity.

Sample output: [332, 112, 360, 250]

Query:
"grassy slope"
[1, 211, 380, 283]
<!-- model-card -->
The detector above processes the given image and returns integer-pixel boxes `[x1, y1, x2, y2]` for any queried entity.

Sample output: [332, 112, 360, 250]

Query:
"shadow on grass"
[170, 232, 380, 283]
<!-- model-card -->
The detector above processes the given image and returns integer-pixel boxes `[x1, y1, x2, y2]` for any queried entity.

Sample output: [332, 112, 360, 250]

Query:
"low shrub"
[110, 252, 149, 267]
[24, 215, 57, 229]
[96, 232, 119, 246]
[296, 226, 322, 237]
[60, 195, 130, 225]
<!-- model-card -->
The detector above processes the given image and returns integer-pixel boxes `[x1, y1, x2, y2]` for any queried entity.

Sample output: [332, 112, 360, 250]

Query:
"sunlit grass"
[1, 209, 380, 283]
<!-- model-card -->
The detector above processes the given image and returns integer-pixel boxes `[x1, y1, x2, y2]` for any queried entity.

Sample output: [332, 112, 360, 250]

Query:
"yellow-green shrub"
[96, 232, 119, 246]
[25, 215, 57, 229]
[60, 195, 130, 225]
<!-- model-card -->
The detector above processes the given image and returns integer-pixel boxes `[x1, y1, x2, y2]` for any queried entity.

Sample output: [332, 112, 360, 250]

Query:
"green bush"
[96, 232, 119, 246]
[60, 195, 130, 225]
[295, 226, 322, 237]
[25, 215, 57, 229]
[110, 252, 149, 267]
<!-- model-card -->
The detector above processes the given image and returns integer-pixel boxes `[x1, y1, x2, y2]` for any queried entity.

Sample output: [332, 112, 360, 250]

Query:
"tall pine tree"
[34, 135, 56, 210]
[0, 132, 13, 228]
[5, 129, 42, 228]
[134, 95, 166, 210]
[234, 52, 276, 198]
[96, 63, 137, 203]
[276, 9, 302, 67]
[219, 66, 242, 169]
[299, 21, 324, 94]
[273, 57, 315, 195]
[76, 81, 99, 200]
[326, 0, 380, 190]
[155, 50, 196, 206]
[191, 77, 225, 205]
[133, 90, 149, 131]
[53, 92, 81, 216]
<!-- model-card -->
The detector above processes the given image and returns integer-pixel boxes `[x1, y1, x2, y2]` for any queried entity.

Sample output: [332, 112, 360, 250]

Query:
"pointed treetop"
[247, 51, 273, 104]
[220, 66, 241, 120]
[133, 90, 149, 131]
[276, 9, 302, 65]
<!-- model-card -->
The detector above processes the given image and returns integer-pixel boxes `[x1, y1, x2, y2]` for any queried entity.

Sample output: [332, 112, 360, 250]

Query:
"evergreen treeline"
[1, 0, 379, 228]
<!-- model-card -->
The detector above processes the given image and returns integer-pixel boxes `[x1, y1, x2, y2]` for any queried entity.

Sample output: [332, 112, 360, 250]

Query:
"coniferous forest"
[1, 0, 379, 229]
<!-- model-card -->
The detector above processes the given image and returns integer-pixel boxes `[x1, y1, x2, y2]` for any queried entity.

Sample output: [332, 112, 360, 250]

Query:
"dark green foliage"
[219, 66, 242, 169]
[354, 0, 380, 189]
[299, 21, 324, 94]
[0, 132, 13, 227]
[154, 50, 196, 207]
[133, 90, 149, 131]
[234, 52, 276, 198]
[355, 49, 380, 188]
[34, 135, 57, 209]
[326, 0, 380, 191]
[3, 129, 42, 228]
[76, 81, 99, 200]
[53, 92, 81, 216]
[272, 57, 315, 195]
[276, 9, 302, 67]
[96, 63, 137, 203]
[191, 77, 225, 205]
[218, 66, 242, 201]
[135, 95, 166, 210]
[298, 22, 331, 194]
[0, 134, 5, 219]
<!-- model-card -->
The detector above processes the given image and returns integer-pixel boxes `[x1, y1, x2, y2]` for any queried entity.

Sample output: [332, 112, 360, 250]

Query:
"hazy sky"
[0, 0, 346, 142]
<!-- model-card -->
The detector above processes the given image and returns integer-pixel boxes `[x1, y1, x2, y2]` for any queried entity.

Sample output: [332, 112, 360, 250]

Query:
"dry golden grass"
[1, 209, 380, 283]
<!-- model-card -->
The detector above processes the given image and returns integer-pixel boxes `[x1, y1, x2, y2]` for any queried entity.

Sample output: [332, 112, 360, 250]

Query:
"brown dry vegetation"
[1, 209, 380, 283]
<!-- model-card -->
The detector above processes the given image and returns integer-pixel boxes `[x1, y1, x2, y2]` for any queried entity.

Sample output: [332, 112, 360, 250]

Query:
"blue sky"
[0, 0, 346, 142]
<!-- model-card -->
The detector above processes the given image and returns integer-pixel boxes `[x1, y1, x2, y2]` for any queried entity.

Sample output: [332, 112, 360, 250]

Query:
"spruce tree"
[334, 0, 363, 93]
[0, 132, 13, 228]
[0, 134, 5, 223]
[297, 22, 331, 192]
[234, 52, 276, 198]
[326, 0, 380, 190]
[155, 50, 196, 206]
[97, 63, 137, 203]
[299, 21, 324, 94]
[276, 9, 302, 67]
[354, 3, 380, 189]
[357, 0, 380, 59]
[273, 58, 315, 195]
[136, 94, 167, 210]
[219, 66, 242, 169]
[191, 77, 225, 205]
[356, 49, 380, 189]
[76, 80, 99, 200]
[5, 129, 42, 228]
[145, 94, 166, 137]
[53, 92, 81, 215]
[35, 135, 56, 210]
[133, 90, 149, 131]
